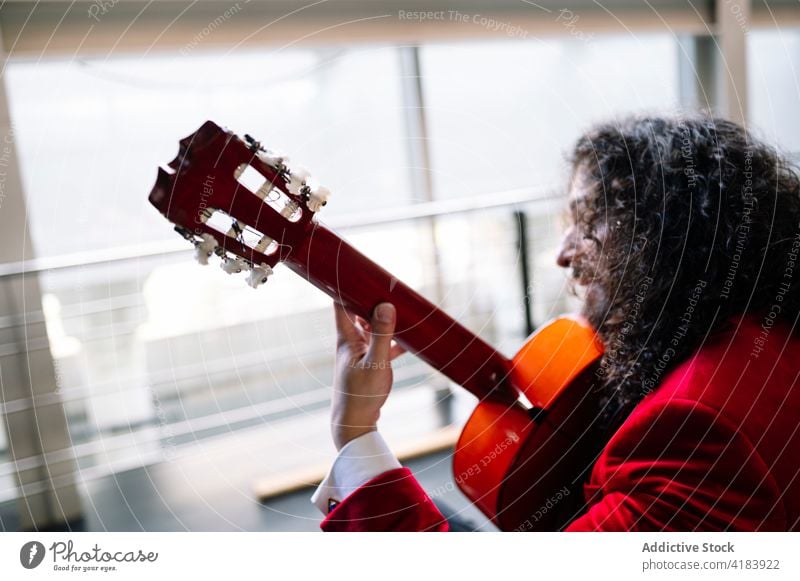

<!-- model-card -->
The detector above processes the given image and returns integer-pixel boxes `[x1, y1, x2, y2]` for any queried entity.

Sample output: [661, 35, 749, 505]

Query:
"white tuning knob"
[306, 184, 330, 212]
[194, 233, 218, 265]
[287, 165, 310, 196]
[247, 263, 274, 289]
[220, 256, 247, 274]
[258, 150, 288, 170]
[291, 165, 311, 181]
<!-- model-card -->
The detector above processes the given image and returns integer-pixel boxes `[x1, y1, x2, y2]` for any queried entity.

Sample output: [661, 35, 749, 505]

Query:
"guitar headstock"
[148, 121, 331, 288]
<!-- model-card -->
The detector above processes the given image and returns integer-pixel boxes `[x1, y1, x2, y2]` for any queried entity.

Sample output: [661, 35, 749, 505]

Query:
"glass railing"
[0, 187, 576, 502]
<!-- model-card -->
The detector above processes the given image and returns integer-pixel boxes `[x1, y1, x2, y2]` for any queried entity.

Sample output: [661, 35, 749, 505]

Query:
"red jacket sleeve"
[565, 398, 785, 531]
[321, 398, 785, 531]
[320, 468, 449, 532]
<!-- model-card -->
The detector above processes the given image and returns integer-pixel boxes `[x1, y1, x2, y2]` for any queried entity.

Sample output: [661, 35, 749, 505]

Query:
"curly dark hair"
[568, 114, 800, 424]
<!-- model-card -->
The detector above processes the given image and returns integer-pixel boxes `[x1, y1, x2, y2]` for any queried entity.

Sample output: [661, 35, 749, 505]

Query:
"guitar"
[148, 121, 606, 531]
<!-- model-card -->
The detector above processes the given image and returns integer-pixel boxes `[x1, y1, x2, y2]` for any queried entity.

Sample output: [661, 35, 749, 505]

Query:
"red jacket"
[321, 316, 800, 531]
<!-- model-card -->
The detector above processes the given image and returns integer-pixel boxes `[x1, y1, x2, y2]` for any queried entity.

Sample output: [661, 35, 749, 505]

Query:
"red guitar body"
[148, 121, 606, 531]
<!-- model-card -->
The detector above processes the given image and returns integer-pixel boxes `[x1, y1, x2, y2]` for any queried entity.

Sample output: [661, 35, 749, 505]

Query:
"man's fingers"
[334, 302, 364, 347]
[365, 303, 396, 365]
[355, 316, 370, 333]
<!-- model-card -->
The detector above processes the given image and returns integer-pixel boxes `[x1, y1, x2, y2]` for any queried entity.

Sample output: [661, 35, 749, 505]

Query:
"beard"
[569, 265, 617, 339]
[582, 283, 613, 332]
[568, 248, 622, 337]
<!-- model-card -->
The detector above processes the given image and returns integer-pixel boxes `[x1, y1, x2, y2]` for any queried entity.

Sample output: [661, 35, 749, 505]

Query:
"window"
[419, 34, 680, 327]
[748, 28, 800, 154]
[2, 34, 682, 491]
[4, 47, 420, 480]
[420, 34, 680, 199]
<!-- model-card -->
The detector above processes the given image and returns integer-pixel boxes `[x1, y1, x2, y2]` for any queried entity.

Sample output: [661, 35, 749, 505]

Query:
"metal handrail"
[0, 186, 561, 278]
[0, 185, 562, 503]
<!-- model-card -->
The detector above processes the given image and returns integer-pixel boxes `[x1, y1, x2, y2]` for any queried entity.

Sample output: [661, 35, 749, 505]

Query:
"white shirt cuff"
[311, 430, 401, 515]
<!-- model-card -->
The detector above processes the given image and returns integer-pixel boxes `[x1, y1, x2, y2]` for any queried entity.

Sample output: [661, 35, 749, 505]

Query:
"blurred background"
[0, 0, 797, 531]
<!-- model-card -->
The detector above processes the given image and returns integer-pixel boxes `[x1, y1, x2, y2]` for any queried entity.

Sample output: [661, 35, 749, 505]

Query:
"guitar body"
[148, 121, 609, 532]
[454, 317, 604, 531]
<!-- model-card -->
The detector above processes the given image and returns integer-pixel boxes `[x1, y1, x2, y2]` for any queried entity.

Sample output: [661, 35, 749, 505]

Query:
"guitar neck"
[282, 221, 516, 402]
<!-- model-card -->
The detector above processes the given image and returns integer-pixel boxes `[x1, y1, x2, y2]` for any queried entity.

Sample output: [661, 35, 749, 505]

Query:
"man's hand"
[332, 302, 405, 451]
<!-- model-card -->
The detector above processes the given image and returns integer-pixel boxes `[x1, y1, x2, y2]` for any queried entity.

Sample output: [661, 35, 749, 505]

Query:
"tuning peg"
[247, 263, 274, 289]
[287, 165, 310, 196]
[255, 235, 274, 253]
[258, 150, 289, 171]
[290, 164, 310, 180]
[306, 184, 331, 212]
[220, 255, 247, 274]
[226, 219, 244, 238]
[244, 134, 264, 152]
[194, 233, 218, 265]
[174, 225, 195, 241]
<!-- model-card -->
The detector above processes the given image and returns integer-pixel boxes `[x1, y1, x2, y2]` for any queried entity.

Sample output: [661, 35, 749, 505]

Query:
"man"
[310, 114, 800, 531]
